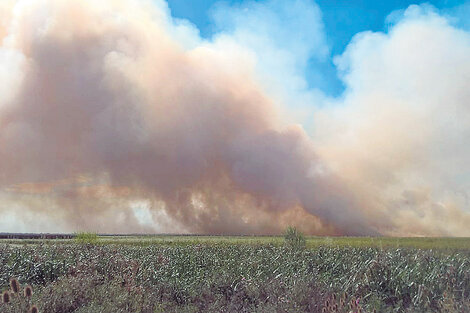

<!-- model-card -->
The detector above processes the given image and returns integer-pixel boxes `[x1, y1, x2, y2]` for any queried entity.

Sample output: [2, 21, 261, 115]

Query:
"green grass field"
[2, 235, 470, 250]
[102, 235, 470, 250]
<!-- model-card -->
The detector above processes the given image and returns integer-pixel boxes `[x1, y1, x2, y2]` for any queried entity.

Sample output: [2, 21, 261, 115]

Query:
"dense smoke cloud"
[0, 0, 469, 236]
[314, 5, 470, 236]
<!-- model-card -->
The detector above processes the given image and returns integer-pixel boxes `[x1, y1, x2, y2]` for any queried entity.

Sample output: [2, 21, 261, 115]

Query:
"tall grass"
[1, 242, 469, 312]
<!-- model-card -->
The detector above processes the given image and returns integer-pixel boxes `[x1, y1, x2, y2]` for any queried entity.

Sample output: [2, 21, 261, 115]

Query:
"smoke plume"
[0, 0, 469, 236]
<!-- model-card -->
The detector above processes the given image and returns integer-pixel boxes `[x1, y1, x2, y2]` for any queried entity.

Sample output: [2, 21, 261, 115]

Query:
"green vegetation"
[74, 232, 98, 245]
[1, 236, 469, 312]
[284, 226, 306, 249]
[2, 235, 470, 250]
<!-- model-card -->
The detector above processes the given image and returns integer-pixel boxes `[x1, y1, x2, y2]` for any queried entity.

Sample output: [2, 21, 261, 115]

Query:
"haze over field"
[0, 0, 469, 236]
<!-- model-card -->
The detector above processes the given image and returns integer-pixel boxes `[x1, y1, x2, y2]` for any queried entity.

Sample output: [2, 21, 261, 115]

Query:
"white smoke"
[313, 4, 470, 236]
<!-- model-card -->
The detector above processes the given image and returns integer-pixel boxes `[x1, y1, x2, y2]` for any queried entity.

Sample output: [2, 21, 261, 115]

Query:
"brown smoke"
[0, 1, 469, 236]
[0, 0, 374, 235]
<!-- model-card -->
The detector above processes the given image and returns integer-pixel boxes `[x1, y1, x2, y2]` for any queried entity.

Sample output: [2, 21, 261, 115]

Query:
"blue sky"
[167, 0, 468, 96]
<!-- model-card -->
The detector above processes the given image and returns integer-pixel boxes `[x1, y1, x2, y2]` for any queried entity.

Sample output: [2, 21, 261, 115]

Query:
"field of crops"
[1, 236, 469, 312]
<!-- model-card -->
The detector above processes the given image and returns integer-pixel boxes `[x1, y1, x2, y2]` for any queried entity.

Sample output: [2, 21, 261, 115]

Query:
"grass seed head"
[10, 278, 20, 293]
[2, 291, 10, 303]
[24, 285, 33, 298]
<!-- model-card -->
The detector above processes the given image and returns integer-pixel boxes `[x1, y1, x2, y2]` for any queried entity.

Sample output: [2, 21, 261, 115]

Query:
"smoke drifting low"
[0, 0, 469, 236]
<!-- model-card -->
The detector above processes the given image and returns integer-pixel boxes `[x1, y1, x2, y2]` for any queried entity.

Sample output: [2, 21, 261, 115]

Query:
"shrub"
[283, 226, 306, 249]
